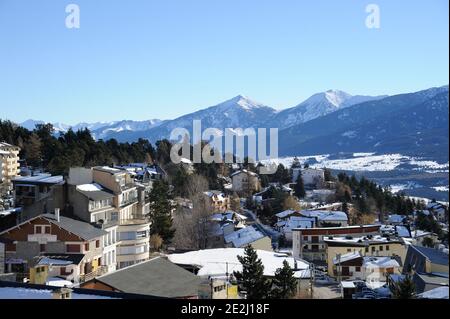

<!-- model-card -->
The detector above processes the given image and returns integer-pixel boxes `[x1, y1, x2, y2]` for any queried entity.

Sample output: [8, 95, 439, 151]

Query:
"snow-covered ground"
[260, 153, 449, 173]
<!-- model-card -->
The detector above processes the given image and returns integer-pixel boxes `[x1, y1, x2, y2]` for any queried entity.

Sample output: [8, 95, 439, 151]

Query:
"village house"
[324, 235, 407, 278]
[81, 257, 203, 299]
[332, 251, 401, 288]
[292, 167, 324, 188]
[168, 248, 311, 297]
[401, 245, 449, 294]
[426, 202, 448, 223]
[0, 211, 112, 284]
[0, 142, 20, 197]
[292, 224, 381, 262]
[224, 226, 272, 251]
[204, 191, 231, 212]
[300, 210, 349, 227]
[230, 170, 261, 195]
[12, 174, 65, 222]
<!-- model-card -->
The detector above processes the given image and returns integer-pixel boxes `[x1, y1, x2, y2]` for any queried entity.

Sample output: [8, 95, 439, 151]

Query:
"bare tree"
[172, 174, 215, 250]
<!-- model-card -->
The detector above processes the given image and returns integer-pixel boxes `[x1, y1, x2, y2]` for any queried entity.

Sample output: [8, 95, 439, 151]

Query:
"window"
[355, 266, 361, 272]
[136, 230, 148, 239]
[380, 246, 383, 251]
[365, 247, 369, 253]
[40, 244, 46, 252]
[35, 226, 42, 234]
[386, 245, 390, 251]
[347, 249, 351, 252]
[96, 240, 100, 248]
[303, 236, 308, 241]
[371, 246, 376, 252]
[66, 244, 81, 253]
[85, 243, 89, 251]
[44, 226, 51, 234]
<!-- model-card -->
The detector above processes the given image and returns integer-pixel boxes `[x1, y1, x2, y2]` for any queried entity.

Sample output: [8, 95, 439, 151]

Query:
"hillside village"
[0, 135, 449, 300]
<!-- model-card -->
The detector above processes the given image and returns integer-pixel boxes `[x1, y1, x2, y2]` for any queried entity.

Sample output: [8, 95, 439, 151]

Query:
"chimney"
[52, 287, 72, 299]
[55, 208, 60, 222]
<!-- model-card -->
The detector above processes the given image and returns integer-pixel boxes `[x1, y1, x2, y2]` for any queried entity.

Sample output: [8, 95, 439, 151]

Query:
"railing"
[79, 266, 108, 283]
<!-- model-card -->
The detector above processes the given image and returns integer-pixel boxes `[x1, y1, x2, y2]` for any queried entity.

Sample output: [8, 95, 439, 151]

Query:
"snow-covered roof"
[0, 287, 115, 299]
[363, 256, 400, 268]
[283, 216, 315, 231]
[46, 277, 74, 288]
[395, 225, 411, 238]
[418, 287, 449, 299]
[340, 281, 356, 288]
[13, 174, 64, 185]
[76, 183, 103, 192]
[275, 209, 297, 219]
[224, 226, 267, 248]
[333, 251, 362, 265]
[388, 214, 406, 224]
[301, 210, 348, 222]
[167, 248, 310, 278]
[230, 169, 258, 177]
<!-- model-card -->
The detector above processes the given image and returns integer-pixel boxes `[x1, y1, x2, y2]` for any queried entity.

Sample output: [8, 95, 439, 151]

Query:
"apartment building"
[68, 166, 150, 270]
[0, 142, 21, 196]
[231, 170, 261, 195]
[292, 224, 381, 262]
[0, 211, 109, 284]
[13, 174, 65, 222]
[324, 235, 407, 278]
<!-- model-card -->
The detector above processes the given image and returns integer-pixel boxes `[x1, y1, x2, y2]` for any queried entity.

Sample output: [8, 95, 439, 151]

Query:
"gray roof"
[95, 257, 202, 298]
[413, 246, 449, 266]
[42, 214, 107, 240]
[415, 273, 450, 286]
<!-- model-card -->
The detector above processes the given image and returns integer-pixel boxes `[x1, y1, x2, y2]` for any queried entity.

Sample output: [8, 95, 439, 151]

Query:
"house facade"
[231, 170, 261, 195]
[13, 174, 65, 222]
[0, 212, 108, 284]
[324, 235, 407, 278]
[292, 224, 381, 262]
[0, 142, 20, 196]
[68, 166, 151, 270]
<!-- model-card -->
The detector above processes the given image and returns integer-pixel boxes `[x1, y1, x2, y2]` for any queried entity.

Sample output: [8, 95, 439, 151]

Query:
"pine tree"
[234, 245, 271, 299]
[148, 180, 175, 244]
[392, 275, 416, 299]
[271, 260, 298, 299]
[294, 173, 306, 198]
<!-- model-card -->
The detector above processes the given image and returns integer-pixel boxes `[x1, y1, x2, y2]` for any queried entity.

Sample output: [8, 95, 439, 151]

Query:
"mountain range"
[19, 85, 449, 161]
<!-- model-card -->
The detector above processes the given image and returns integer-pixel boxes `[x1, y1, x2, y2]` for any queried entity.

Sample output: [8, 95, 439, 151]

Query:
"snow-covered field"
[260, 153, 449, 173]
[260, 152, 449, 200]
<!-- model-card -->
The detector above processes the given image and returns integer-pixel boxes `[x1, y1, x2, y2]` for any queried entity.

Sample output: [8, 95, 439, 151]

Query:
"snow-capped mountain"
[19, 119, 163, 139]
[89, 120, 163, 139]
[266, 90, 387, 129]
[109, 95, 277, 142]
[279, 85, 449, 160]
[19, 119, 46, 131]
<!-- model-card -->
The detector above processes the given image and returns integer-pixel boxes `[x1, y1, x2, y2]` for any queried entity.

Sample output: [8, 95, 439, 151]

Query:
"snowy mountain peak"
[324, 90, 352, 107]
[220, 95, 269, 111]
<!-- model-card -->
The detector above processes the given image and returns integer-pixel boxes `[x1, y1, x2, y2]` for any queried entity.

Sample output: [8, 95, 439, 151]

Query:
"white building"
[292, 168, 324, 186]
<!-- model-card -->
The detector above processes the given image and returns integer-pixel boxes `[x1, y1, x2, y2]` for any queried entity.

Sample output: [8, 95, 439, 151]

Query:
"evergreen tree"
[234, 245, 272, 299]
[148, 180, 175, 244]
[294, 173, 306, 198]
[391, 275, 416, 299]
[271, 260, 298, 299]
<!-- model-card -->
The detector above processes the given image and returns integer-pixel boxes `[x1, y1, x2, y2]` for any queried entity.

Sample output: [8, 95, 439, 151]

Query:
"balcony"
[79, 266, 108, 283]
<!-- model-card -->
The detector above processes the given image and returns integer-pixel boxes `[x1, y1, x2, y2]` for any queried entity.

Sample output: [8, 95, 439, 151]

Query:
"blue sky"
[0, 0, 448, 125]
